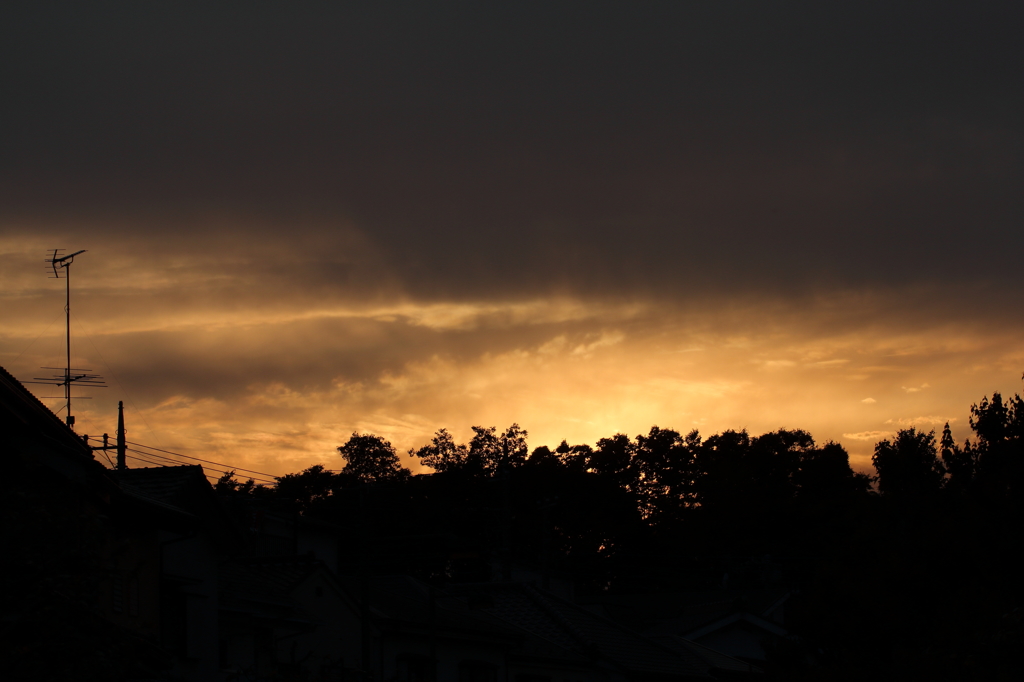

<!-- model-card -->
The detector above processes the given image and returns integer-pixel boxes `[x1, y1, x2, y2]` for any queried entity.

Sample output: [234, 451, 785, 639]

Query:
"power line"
[122, 454, 243, 485]
[124, 447, 277, 484]
[97, 447, 115, 468]
[124, 452, 178, 468]
[125, 440, 278, 479]
[84, 436, 278, 485]
[121, 453, 231, 484]
[124, 446, 197, 468]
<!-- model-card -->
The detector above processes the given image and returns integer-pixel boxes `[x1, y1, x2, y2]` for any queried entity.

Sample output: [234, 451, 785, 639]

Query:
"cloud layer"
[2, 4, 1022, 475]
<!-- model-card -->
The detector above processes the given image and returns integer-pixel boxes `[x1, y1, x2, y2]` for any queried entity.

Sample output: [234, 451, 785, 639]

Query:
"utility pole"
[87, 402, 129, 470]
[117, 401, 127, 470]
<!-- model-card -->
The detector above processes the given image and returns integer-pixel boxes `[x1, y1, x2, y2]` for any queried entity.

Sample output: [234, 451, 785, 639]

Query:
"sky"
[2, 2, 1022, 476]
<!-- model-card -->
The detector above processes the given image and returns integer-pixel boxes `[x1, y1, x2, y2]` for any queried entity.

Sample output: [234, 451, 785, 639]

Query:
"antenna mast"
[24, 249, 106, 428]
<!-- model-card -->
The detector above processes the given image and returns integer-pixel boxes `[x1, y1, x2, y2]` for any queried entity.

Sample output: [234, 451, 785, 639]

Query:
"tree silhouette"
[412, 428, 469, 473]
[940, 422, 975, 494]
[465, 424, 529, 475]
[274, 464, 348, 510]
[338, 433, 410, 484]
[214, 470, 273, 499]
[871, 427, 946, 499]
[794, 440, 869, 501]
[525, 444, 561, 470]
[588, 433, 637, 490]
[968, 392, 1024, 507]
[633, 426, 695, 521]
[412, 424, 529, 476]
[552, 439, 592, 472]
[694, 429, 753, 512]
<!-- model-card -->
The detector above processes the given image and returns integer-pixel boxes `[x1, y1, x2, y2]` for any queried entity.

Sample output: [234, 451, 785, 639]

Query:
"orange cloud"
[2, 229, 1021, 479]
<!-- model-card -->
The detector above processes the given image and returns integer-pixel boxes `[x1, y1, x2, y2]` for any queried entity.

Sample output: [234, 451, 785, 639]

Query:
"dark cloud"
[2, 2, 1022, 301]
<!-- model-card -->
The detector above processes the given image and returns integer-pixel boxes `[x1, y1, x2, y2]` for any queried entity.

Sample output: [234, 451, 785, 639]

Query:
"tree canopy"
[206, 387, 1024, 679]
[871, 427, 946, 499]
[338, 433, 410, 484]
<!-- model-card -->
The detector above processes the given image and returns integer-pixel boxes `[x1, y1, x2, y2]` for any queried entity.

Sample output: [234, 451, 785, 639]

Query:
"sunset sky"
[2, 3, 1022, 476]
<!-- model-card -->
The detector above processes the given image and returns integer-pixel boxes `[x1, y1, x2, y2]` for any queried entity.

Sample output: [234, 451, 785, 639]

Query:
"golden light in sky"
[2, 225, 1020, 478]
[2, 6, 1022, 481]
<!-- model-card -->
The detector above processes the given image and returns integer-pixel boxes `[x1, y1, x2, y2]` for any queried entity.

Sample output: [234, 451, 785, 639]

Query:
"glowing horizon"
[3, 230, 1021, 479]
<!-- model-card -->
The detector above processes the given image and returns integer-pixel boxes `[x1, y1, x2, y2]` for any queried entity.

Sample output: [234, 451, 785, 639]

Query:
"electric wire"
[124, 452, 241, 485]
[124, 440, 278, 479]
[97, 447, 115, 468]
[85, 435, 278, 485]
[124, 447, 277, 484]
[126, 446, 278, 484]
[122, 455, 265, 488]
[124, 447, 196, 468]
[124, 452, 177, 468]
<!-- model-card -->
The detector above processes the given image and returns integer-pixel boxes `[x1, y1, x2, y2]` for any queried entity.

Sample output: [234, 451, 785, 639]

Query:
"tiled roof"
[652, 635, 763, 674]
[530, 586, 710, 677]
[219, 559, 333, 631]
[110, 466, 238, 536]
[367, 576, 524, 642]
[480, 585, 580, 653]
[220, 558, 321, 605]
[116, 478, 197, 519]
[113, 465, 207, 504]
[447, 583, 712, 678]
[644, 600, 740, 636]
[579, 588, 791, 636]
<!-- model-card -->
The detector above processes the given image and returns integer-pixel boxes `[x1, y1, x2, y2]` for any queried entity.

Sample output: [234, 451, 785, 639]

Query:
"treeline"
[215, 392, 1024, 578]
[221, 391, 1024, 531]
[225, 424, 873, 517]
[216, 391, 1024, 679]
[873, 392, 1024, 503]
[218, 423, 872, 584]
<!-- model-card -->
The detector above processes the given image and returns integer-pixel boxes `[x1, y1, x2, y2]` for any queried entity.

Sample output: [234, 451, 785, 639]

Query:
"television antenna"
[23, 249, 106, 428]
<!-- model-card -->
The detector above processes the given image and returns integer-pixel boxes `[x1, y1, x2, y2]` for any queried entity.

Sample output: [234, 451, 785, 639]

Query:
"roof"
[0, 363, 118, 505]
[219, 558, 339, 629]
[579, 589, 792, 637]
[113, 465, 208, 505]
[0, 363, 96, 464]
[221, 558, 323, 606]
[652, 635, 763, 675]
[684, 612, 789, 641]
[110, 465, 237, 539]
[365, 575, 526, 644]
[445, 583, 713, 679]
